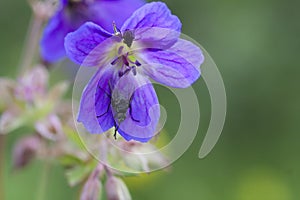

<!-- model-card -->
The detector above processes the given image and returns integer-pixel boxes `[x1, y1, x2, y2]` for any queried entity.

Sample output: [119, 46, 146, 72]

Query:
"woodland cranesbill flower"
[40, 0, 145, 62]
[64, 2, 204, 142]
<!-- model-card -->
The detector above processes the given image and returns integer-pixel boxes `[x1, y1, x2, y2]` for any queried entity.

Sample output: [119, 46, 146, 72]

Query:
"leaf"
[63, 126, 85, 150]
[65, 161, 96, 187]
[59, 154, 84, 167]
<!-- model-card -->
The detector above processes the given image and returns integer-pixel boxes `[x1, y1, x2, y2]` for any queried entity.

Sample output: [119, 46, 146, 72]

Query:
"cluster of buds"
[0, 65, 68, 135]
[0, 65, 168, 200]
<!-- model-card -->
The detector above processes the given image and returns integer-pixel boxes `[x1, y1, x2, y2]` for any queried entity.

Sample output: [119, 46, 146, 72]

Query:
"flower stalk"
[19, 0, 53, 73]
[19, 14, 43, 73]
[36, 161, 51, 200]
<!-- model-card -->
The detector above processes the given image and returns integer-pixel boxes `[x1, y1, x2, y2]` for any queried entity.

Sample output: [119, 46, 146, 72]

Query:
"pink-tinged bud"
[80, 165, 103, 200]
[35, 114, 63, 141]
[80, 177, 102, 200]
[105, 176, 132, 200]
[14, 66, 48, 102]
[12, 135, 41, 170]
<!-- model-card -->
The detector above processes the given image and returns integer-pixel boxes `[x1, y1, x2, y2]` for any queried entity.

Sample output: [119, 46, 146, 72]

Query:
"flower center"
[111, 23, 142, 77]
[111, 46, 142, 77]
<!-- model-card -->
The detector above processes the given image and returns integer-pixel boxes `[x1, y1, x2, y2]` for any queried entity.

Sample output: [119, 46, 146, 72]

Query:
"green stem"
[19, 13, 44, 74]
[19, 0, 52, 74]
[0, 135, 6, 200]
[36, 162, 51, 200]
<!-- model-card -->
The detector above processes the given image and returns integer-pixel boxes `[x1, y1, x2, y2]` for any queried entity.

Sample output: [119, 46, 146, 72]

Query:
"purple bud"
[12, 135, 41, 170]
[80, 178, 101, 200]
[80, 165, 103, 200]
[105, 176, 132, 200]
[35, 114, 63, 141]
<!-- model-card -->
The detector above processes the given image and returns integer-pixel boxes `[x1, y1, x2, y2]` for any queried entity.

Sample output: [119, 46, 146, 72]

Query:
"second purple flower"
[40, 0, 145, 63]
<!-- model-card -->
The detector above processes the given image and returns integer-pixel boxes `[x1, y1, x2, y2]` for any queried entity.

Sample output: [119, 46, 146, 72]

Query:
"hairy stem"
[19, 11, 44, 74]
[0, 135, 6, 200]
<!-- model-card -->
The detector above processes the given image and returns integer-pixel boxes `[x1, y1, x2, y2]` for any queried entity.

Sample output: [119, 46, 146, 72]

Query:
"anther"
[135, 60, 142, 67]
[118, 46, 124, 55]
[132, 66, 137, 76]
[123, 68, 131, 75]
[111, 57, 120, 65]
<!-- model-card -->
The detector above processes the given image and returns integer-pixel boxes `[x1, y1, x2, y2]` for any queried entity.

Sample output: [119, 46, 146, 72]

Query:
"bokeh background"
[1, 0, 300, 199]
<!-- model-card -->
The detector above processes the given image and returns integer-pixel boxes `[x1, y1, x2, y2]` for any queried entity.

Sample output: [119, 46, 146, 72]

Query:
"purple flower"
[64, 2, 204, 142]
[40, 0, 145, 62]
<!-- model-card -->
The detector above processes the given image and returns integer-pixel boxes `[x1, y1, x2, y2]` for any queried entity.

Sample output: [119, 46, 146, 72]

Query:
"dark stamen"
[123, 68, 131, 75]
[111, 57, 120, 65]
[135, 60, 141, 67]
[132, 66, 137, 76]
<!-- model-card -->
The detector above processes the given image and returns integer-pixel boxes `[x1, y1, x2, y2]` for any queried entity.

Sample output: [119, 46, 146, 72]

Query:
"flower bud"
[80, 165, 103, 200]
[12, 135, 41, 170]
[35, 114, 63, 141]
[80, 176, 102, 200]
[105, 176, 132, 200]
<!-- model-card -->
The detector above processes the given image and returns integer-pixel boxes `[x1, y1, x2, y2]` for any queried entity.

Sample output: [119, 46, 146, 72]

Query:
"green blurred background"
[1, 0, 300, 199]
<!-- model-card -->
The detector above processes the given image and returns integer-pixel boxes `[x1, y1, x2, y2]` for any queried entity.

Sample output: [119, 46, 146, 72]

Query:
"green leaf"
[59, 154, 84, 168]
[65, 161, 96, 187]
[63, 126, 85, 150]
